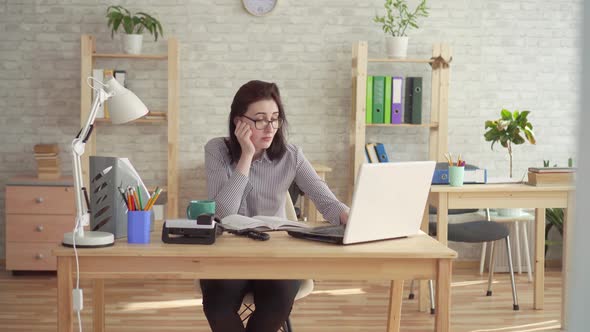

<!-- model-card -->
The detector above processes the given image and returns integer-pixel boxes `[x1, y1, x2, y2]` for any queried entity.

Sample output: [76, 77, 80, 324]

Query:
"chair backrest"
[285, 191, 298, 222]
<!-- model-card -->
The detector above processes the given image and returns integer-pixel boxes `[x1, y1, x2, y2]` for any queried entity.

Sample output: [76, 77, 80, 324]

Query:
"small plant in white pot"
[373, 0, 429, 58]
[484, 109, 536, 216]
[106, 5, 164, 55]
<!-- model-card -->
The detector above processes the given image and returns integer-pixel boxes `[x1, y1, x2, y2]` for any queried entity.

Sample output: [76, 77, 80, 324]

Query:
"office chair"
[408, 207, 479, 303]
[197, 192, 314, 332]
[428, 208, 520, 311]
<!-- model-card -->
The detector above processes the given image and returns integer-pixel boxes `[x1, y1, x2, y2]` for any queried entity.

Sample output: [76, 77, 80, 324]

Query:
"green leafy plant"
[484, 109, 536, 178]
[106, 5, 164, 41]
[373, 0, 429, 37]
[545, 208, 564, 256]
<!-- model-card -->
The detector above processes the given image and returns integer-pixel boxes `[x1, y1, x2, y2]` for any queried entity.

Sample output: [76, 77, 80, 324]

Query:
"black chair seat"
[429, 220, 510, 243]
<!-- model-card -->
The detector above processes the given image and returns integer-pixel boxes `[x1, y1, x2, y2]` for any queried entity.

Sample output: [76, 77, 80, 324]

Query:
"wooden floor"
[0, 267, 562, 331]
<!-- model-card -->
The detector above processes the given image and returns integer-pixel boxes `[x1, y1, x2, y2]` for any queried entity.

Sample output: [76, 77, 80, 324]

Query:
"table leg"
[561, 191, 575, 329]
[419, 202, 430, 312]
[386, 280, 404, 332]
[435, 259, 451, 332]
[436, 193, 448, 245]
[534, 208, 545, 310]
[57, 257, 73, 332]
[93, 279, 105, 332]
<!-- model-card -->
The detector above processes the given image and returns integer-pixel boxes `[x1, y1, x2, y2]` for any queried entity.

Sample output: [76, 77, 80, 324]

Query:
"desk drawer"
[6, 214, 72, 242]
[6, 242, 57, 271]
[6, 186, 74, 215]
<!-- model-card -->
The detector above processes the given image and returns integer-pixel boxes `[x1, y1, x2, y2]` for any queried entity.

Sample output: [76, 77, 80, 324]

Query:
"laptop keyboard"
[308, 224, 345, 236]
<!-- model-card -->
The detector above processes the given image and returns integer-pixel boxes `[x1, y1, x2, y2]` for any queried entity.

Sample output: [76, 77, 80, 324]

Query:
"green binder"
[411, 77, 423, 124]
[366, 76, 373, 124]
[384, 76, 392, 124]
[372, 76, 385, 124]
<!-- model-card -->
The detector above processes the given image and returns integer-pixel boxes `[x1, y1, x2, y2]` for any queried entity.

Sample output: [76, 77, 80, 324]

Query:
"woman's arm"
[205, 140, 250, 218]
[293, 147, 350, 225]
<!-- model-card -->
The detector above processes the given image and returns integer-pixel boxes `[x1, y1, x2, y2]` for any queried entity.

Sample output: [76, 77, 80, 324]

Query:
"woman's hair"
[225, 80, 288, 163]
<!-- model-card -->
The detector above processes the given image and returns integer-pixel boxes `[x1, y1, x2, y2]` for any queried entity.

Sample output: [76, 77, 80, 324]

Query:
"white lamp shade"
[104, 78, 149, 124]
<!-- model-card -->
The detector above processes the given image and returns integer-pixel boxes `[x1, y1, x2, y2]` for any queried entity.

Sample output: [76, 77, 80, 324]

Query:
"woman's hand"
[234, 119, 256, 158]
[339, 211, 349, 225]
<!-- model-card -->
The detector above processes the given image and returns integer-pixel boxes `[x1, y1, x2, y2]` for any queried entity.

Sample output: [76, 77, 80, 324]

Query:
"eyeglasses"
[242, 115, 283, 130]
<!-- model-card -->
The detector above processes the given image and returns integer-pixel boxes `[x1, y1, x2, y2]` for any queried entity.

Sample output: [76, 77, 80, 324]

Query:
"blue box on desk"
[432, 162, 487, 184]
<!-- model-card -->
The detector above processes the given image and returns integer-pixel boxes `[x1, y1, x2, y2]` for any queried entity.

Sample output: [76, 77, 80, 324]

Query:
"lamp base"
[62, 231, 115, 248]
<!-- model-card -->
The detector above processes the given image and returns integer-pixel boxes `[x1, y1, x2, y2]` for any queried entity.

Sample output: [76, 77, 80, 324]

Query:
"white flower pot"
[385, 36, 408, 58]
[122, 34, 143, 54]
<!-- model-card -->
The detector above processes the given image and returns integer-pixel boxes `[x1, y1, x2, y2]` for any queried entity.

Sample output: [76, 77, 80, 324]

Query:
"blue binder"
[374, 143, 389, 162]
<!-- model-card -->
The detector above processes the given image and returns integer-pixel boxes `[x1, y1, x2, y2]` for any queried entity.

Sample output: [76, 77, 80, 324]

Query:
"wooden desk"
[426, 184, 575, 329]
[303, 163, 333, 222]
[53, 232, 456, 332]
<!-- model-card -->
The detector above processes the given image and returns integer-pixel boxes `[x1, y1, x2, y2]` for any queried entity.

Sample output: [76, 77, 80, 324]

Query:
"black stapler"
[161, 214, 219, 245]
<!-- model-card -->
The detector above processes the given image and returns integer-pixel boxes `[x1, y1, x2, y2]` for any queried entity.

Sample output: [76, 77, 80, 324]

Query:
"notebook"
[287, 161, 435, 245]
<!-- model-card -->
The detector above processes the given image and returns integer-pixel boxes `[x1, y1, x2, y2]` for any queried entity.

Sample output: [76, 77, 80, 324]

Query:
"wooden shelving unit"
[80, 34, 179, 218]
[348, 41, 452, 202]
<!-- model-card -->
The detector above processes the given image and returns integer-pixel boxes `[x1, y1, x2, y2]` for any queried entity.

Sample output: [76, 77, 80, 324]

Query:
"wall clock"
[242, 0, 278, 16]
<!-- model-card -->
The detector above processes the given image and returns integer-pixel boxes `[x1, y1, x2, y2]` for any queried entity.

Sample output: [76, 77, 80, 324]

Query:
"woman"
[201, 80, 349, 332]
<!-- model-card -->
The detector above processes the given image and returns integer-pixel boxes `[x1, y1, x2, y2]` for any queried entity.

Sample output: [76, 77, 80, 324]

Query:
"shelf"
[81, 35, 179, 219]
[366, 123, 438, 128]
[349, 41, 451, 203]
[368, 58, 434, 64]
[93, 53, 168, 60]
[94, 111, 167, 124]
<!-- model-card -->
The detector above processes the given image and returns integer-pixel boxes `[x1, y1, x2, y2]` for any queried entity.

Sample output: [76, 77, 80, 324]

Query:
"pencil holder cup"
[127, 210, 152, 244]
[449, 166, 465, 187]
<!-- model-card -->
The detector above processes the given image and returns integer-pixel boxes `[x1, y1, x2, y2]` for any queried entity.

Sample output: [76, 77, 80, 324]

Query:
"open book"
[220, 214, 310, 232]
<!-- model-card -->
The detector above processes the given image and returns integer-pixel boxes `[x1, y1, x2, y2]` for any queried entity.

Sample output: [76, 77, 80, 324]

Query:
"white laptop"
[287, 161, 435, 245]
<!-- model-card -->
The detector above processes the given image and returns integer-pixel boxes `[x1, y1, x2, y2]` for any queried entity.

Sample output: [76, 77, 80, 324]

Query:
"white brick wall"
[0, 0, 581, 260]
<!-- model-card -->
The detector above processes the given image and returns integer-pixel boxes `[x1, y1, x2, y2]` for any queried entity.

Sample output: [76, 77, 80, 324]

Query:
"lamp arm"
[71, 88, 111, 237]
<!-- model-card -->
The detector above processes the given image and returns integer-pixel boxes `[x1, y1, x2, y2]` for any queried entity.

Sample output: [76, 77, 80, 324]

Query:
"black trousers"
[200, 279, 301, 332]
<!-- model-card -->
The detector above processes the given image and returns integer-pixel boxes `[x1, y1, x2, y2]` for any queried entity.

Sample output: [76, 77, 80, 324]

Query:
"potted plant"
[373, 0, 429, 58]
[545, 208, 563, 257]
[484, 109, 536, 216]
[106, 5, 164, 54]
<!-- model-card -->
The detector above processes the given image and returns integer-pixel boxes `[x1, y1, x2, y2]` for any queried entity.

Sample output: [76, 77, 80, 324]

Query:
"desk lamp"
[62, 77, 148, 247]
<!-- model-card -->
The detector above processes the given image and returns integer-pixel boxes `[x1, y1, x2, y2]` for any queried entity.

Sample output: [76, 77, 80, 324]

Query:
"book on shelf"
[220, 214, 309, 232]
[527, 171, 575, 186]
[366, 76, 373, 124]
[528, 167, 576, 173]
[365, 143, 380, 163]
[374, 143, 389, 162]
[372, 76, 385, 124]
[384, 76, 392, 124]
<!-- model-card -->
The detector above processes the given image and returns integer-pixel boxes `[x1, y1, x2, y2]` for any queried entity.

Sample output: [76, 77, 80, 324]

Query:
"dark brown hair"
[225, 80, 288, 163]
